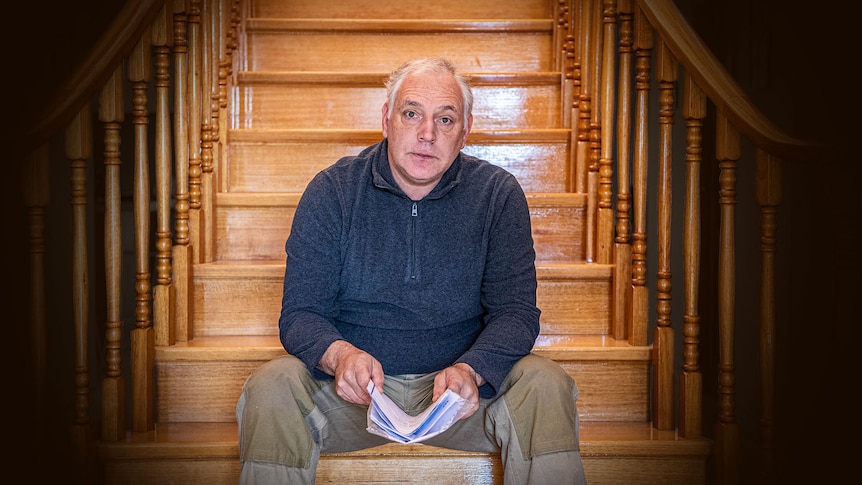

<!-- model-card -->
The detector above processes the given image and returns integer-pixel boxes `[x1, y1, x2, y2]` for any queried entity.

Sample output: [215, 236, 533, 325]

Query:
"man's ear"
[461, 113, 473, 148]
[381, 103, 390, 138]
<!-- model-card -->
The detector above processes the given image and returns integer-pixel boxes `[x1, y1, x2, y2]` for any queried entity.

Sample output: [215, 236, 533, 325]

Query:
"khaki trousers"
[236, 353, 586, 484]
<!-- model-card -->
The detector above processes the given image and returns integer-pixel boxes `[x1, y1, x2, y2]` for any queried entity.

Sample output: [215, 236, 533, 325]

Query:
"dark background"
[3, 0, 857, 483]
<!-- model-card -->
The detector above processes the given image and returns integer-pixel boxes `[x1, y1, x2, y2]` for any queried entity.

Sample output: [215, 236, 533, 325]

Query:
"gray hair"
[384, 57, 473, 121]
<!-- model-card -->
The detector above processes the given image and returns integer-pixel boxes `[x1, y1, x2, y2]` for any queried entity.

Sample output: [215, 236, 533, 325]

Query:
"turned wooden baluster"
[212, 0, 227, 184]
[215, 0, 241, 190]
[629, 6, 652, 347]
[219, 0, 239, 113]
[575, 0, 593, 196]
[200, 0, 215, 263]
[596, 0, 617, 265]
[153, 4, 177, 347]
[188, 0, 203, 264]
[129, 34, 155, 432]
[586, 1, 603, 263]
[653, 39, 676, 431]
[99, 66, 126, 441]
[24, 146, 49, 420]
[553, 0, 566, 71]
[566, 0, 580, 190]
[67, 107, 95, 476]
[680, 73, 705, 439]
[173, 0, 192, 342]
[715, 111, 740, 484]
[612, 0, 633, 340]
[756, 150, 780, 483]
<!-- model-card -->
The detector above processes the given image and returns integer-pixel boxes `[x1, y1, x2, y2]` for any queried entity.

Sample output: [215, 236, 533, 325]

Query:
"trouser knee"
[237, 355, 321, 468]
[505, 354, 578, 401]
[242, 355, 321, 415]
[499, 354, 580, 458]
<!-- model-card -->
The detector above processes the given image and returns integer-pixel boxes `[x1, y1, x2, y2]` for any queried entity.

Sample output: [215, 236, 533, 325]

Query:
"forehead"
[395, 70, 463, 113]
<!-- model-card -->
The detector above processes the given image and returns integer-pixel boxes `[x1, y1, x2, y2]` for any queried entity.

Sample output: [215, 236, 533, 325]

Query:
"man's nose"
[418, 118, 436, 143]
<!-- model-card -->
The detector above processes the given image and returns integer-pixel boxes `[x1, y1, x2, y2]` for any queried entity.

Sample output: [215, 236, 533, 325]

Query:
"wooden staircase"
[98, 0, 711, 483]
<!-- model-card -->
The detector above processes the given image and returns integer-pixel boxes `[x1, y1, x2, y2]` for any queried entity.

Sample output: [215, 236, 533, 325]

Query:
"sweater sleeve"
[278, 172, 344, 377]
[456, 177, 541, 397]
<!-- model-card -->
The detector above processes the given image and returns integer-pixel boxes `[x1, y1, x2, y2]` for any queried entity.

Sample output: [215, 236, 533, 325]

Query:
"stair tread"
[228, 127, 571, 143]
[237, 71, 563, 85]
[246, 18, 553, 32]
[192, 260, 610, 276]
[251, 0, 553, 20]
[156, 334, 650, 362]
[100, 421, 709, 459]
[216, 191, 587, 204]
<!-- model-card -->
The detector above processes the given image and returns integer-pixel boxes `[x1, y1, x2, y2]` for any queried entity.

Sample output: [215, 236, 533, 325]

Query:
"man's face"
[382, 70, 473, 200]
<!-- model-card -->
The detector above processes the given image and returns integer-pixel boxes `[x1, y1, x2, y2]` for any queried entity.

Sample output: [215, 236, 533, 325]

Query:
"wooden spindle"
[66, 106, 96, 477]
[553, 0, 565, 71]
[24, 145, 49, 419]
[199, 0, 215, 263]
[188, 0, 203, 264]
[575, 0, 593, 195]
[566, 0, 580, 191]
[596, 0, 617, 265]
[612, 0, 634, 340]
[173, 0, 192, 342]
[226, 0, 241, 81]
[680, 72, 705, 439]
[715, 110, 740, 484]
[585, 0, 603, 262]
[653, 39, 676, 431]
[98, 66, 126, 441]
[756, 149, 781, 483]
[153, 4, 176, 347]
[629, 6, 652, 347]
[129, 33, 155, 433]
[561, 0, 574, 130]
[219, 0, 236, 111]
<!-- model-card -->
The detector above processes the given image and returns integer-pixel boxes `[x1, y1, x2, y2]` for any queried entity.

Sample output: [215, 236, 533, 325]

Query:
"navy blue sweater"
[279, 140, 540, 397]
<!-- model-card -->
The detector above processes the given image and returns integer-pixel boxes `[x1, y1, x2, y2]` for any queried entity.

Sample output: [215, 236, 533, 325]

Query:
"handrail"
[11, 0, 166, 159]
[637, 0, 819, 161]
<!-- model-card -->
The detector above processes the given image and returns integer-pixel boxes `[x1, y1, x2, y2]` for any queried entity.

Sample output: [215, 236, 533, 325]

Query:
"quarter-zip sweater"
[279, 140, 540, 398]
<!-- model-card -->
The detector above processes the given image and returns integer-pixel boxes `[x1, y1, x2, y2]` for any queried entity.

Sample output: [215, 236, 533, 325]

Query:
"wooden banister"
[636, 0, 818, 161]
[12, 0, 166, 159]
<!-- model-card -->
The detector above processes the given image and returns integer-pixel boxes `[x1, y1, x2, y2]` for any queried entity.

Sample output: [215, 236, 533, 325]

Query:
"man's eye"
[404, 111, 417, 119]
[439, 117, 452, 125]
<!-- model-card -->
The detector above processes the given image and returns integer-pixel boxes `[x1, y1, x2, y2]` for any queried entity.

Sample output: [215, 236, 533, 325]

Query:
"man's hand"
[318, 340, 384, 405]
[432, 362, 484, 419]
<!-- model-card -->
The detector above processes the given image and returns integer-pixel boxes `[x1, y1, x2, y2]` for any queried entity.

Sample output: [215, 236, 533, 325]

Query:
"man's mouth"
[410, 151, 436, 160]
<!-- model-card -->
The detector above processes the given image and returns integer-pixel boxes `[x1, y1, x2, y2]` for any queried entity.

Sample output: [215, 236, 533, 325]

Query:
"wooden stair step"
[154, 334, 648, 424]
[100, 421, 709, 485]
[250, 0, 553, 20]
[244, 19, 553, 72]
[191, 260, 607, 337]
[233, 71, 563, 130]
[213, 192, 587, 262]
[226, 129, 572, 193]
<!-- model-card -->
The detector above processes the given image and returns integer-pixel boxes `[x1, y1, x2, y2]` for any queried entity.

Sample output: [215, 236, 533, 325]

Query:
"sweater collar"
[370, 138, 463, 201]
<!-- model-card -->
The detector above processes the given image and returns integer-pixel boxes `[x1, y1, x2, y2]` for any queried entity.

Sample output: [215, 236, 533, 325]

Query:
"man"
[236, 57, 587, 484]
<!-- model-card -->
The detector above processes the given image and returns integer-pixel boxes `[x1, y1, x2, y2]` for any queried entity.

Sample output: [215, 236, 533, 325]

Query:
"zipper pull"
[412, 202, 418, 217]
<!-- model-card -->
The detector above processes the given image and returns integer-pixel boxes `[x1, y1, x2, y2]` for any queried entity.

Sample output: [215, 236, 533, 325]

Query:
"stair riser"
[103, 452, 706, 485]
[251, 0, 552, 19]
[192, 272, 611, 337]
[234, 83, 562, 130]
[247, 31, 553, 72]
[227, 137, 571, 193]
[214, 199, 586, 262]
[155, 358, 646, 423]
